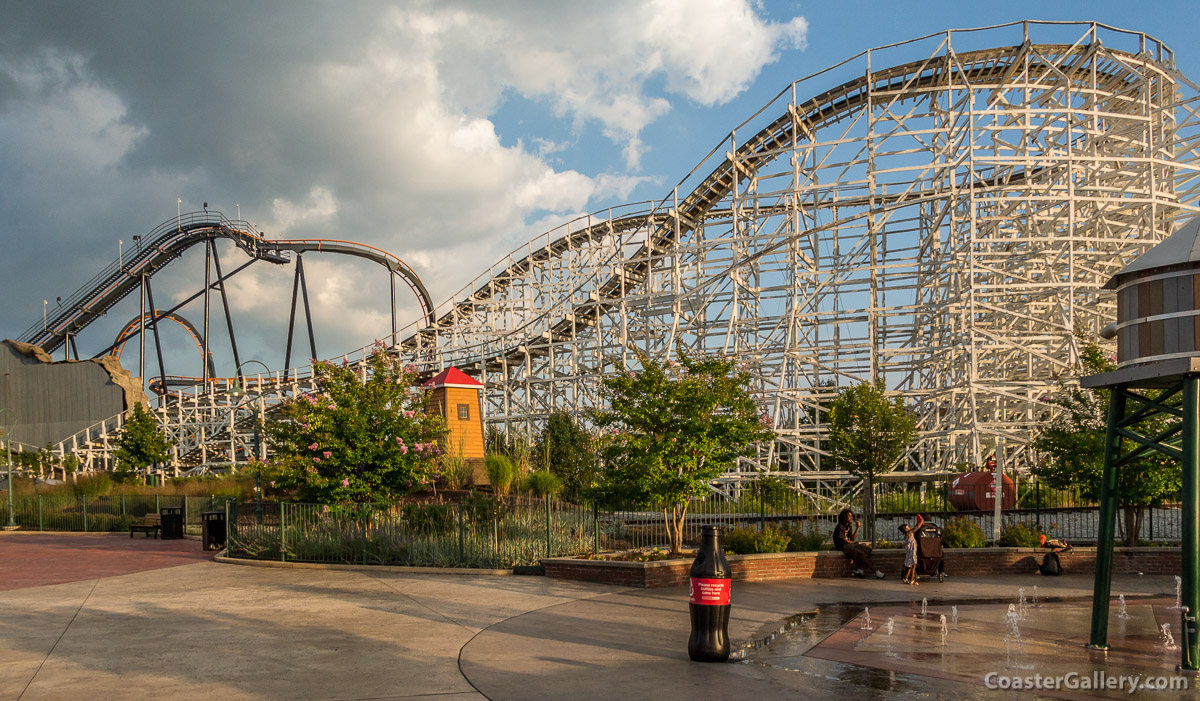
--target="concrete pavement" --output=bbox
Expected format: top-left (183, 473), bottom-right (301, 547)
top-left (0, 533), bottom-right (1186, 700)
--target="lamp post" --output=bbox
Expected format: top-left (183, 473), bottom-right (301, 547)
top-left (1, 408), bottom-right (15, 529)
top-left (231, 360), bottom-right (271, 525)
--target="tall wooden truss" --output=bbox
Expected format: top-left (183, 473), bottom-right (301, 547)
top-left (43, 22), bottom-right (1200, 481)
top-left (396, 22), bottom-right (1200, 479)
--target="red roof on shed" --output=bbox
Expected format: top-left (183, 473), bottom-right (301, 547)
top-left (422, 367), bottom-right (483, 389)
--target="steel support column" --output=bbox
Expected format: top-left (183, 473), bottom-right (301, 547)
top-left (1183, 376), bottom-right (1200, 670)
top-left (1089, 385), bottom-right (1126, 650)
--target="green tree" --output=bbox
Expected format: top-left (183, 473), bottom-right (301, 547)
top-left (535, 412), bottom-right (598, 500)
top-left (1033, 341), bottom-right (1180, 545)
top-left (113, 403), bottom-right (173, 482)
top-left (593, 352), bottom-right (775, 553)
top-left (263, 347), bottom-right (447, 503)
top-left (827, 379), bottom-right (917, 542)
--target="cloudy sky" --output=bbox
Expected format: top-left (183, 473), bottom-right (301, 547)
top-left (2, 1), bottom-right (1198, 382)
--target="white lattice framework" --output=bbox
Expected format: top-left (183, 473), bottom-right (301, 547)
top-left (394, 22), bottom-right (1200, 479)
top-left (45, 22), bottom-right (1200, 483)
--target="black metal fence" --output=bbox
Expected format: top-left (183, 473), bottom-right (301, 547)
top-left (3, 477), bottom-right (1178, 570)
top-left (0, 494), bottom-right (227, 532)
top-left (226, 496), bottom-right (603, 569)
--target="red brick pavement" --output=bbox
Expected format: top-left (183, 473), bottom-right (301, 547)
top-left (0, 533), bottom-right (213, 591)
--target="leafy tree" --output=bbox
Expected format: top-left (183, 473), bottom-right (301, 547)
top-left (535, 412), bottom-right (598, 500)
top-left (62, 452), bottom-right (80, 481)
top-left (113, 403), bottom-right (173, 483)
top-left (593, 352), bottom-right (775, 553)
top-left (1033, 341), bottom-right (1180, 545)
top-left (263, 347), bottom-right (446, 503)
top-left (827, 379), bottom-right (917, 542)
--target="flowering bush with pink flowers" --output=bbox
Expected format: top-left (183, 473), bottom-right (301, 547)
top-left (263, 347), bottom-right (446, 503)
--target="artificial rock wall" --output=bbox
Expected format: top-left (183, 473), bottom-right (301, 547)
top-left (0, 340), bottom-right (148, 449)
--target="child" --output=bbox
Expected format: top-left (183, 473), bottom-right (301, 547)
top-left (900, 523), bottom-right (918, 585)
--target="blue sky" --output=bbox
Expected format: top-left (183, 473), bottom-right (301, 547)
top-left (1, 1), bottom-right (1197, 380)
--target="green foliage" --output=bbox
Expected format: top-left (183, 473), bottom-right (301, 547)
top-left (827, 380), bottom-right (917, 540)
top-left (114, 403), bottom-right (174, 476)
top-left (402, 503), bottom-right (455, 535)
top-left (999, 520), bottom-right (1044, 548)
top-left (827, 380), bottom-right (917, 477)
top-left (111, 466), bottom-right (142, 485)
top-left (485, 454), bottom-right (515, 495)
top-left (782, 520), bottom-right (830, 551)
top-left (942, 516), bottom-right (987, 548)
top-left (263, 347), bottom-right (447, 503)
top-left (485, 425), bottom-right (507, 456)
top-left (1033, 337), bottom-right (1181, 544)
top-left (593, 350), bottom-right (775, 552)
top-left (535, 412), bottom-right (599, 499)
top-left (61, 453), bottom-right (79, 474)
top-left (230, 498), bottom-right (595, 568)
top-left (723, 526), bottom-right (791, 554)
top-left (440, 453), bottom-right (475, 490)
top-left (628, 547), bottom-right (672, 562)
top-left (72, 472), bottom-right (113, 497)
top-left (524, 470), bottom-right (561, 497)
top-left (459, 492), bottom-right (509, 524)
top-left (754, 475), bottom-right (797, 511)
top-left (875, 487), bottom-right (951, 515)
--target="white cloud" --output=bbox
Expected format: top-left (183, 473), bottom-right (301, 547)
top-left (644, 0), bottom-right (808, 105)
top-left (387, 0), bottom-right (809, 168)
top-left (270, 186), bottom-right (338, 234)
top-left (0, 1), bottom-right (808, 368)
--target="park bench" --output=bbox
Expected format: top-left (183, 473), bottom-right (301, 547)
top-left (129, 513), bottom-right (161, 538)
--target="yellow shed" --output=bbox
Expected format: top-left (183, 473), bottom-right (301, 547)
top-left (422, 367), bottom-right (485, 462)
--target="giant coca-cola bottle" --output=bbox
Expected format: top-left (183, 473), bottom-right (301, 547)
top-left (688, 524), bottom-right (731, 662)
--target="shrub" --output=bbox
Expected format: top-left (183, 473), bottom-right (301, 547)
top-left (943, 516), bottom-right (987, 548)
top-left (485, 454), bottom-right (515, 495)
top-left (441, 454), bottom-right (475, 490)
top-left (72, 473), bottom-right (113, 497)
top-left (460, 491), bottom-right (508, 525)
top-left (723, 526), bottom-right (790, 554)
top-left (783, 520), bottom-right (831, 551)
top-left (1000, 520), bottom-right (1043, 548)
top-left (524, 470), bottom-right (561, 497)
top-left (402, 503), bottom-right (455, 535)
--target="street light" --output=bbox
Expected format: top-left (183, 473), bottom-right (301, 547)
top-left (0, 408), bottom-right (15, 528)
top-left (230, 360), bottom-right (271, 524)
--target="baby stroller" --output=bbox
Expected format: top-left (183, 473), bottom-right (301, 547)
top-left (914, 522), bottom-right (946, 583)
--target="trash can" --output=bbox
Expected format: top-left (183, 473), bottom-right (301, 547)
top-left (159, 506), bottom-right (184, 540)
top-left (201, 511), bottom-right (227, 551)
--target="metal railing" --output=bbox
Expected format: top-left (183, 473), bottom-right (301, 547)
top-left (226, 496), bottom-right (602, 569)
top-left (0, 494), bottom-right (227, 532)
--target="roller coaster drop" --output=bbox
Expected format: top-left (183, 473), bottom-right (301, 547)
top-left (25, 22), bottom-right (1200, 486)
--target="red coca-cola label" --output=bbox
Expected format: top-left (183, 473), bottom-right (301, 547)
top-left (689, 577), bottom-right (731, 605)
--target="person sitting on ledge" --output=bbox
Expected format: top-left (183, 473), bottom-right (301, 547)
top-left (1039, 534), bottom-right (1073, 553)
top-left (833, 508), bottom-right (886, 580)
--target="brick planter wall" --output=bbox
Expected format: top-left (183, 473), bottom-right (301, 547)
top-left (541, 547), bottom-right (1181, 588)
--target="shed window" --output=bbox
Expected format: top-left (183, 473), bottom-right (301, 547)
top-left (457, 404), bottom-right (470, 421)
